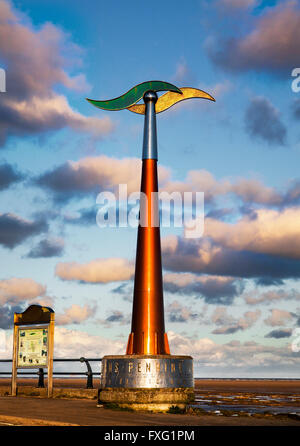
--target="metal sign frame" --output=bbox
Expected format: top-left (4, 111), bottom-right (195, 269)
top-left (11, 305), bottom-right (55, 398)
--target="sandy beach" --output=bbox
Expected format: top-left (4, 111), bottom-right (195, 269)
top-left (0, 378), bottom-right (299, 425)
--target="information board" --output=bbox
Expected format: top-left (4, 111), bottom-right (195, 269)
top-left (17, 326), bottom-right (48, 368)
top-left (11, 305), bottom-right (55, 397)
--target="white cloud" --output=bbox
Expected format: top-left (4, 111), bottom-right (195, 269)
top-left (53, 327), bottom-right (125, 358)
top-left (245, 289), bottom-right (300, 305)
top-left (56, 258), bottom-right (134, 283)
top-left (204, 208), bottom-right (300, 259)
top-left (56, 304), bottom-right (96, 325)
top-left (0, 278), bottom-right (46, 305)
top-left (264, 309), bottom-right (294, 327)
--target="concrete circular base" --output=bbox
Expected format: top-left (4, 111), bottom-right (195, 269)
top-left (101, 355), bottom-right (193, 388)
top-left (98, 387), bottom-right (194, 413)
top-left (99, 355), bottom-right (194, 412)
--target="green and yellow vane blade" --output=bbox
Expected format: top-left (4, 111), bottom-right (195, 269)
top-left (86, 80), bottom-right (182, 111)
top-left (128, 87), bottom-right (215, 115)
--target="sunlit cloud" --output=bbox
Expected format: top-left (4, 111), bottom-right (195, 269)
top-left (0, 0), bottom-right (114, 145)
top-left (264, 309), bottom-right (294, 327)
top-left (0, 277), bottom-right (46, 305)
top-left (55, 257), bottom-right (134, 283)
top-left (207, 1), bottom-right (300, 75)
top-left (56, 303), bottom-right (96, 325)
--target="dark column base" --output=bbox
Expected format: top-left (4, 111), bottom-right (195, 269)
top-left (99, 355), bottom-right (194, 412)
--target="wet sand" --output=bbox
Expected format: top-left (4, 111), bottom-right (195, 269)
top-left (1, 377), bottom-right (299, 394)
top-left (195, 379), bottom-right (300, 394)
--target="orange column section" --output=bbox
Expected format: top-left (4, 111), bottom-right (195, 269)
top-left (126, 159), bottom-right (170, 355)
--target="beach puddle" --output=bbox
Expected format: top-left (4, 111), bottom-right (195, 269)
top-left (192, 393), bottom-right (300, 417)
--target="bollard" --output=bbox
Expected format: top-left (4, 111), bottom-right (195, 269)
top-left (37, 368), bottom-right (45, 388)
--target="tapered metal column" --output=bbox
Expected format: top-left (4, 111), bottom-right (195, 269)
top-left (126, 91), bottom-right (170, 355)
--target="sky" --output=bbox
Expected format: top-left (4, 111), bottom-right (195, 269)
top-left (0, 0), bottom-right (300, 377)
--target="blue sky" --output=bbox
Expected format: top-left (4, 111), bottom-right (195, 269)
top-left (0, 0), bottom-right (300, 377)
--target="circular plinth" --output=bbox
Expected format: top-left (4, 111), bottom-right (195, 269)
top-left (100, 355), bottom-right (193, 389)
top-left (99, 355), bottom-right (194, 412)
top-left (98, 387), bottom-right (194, 412)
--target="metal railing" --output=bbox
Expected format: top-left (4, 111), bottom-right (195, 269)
top-left (0, 357), bottom-right (102, 389)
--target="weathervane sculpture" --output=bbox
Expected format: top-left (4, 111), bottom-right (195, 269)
top-left (87, 81), bottom-right (215, 411)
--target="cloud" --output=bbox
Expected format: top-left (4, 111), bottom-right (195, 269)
top-left (211, 307), bottom-right (260, 334)
top-left (96, 310), bottom-right (131, 327)
top-left (207, 1), bottom-right (300, 75)
top-left (0, 94), bottom-right (114, 141)
top-left (0, 212), bottom-right (48, 248)
top-left (63, 208), bottom-right (97, 226)
top-left (0, 277), bottom-right (46, 305)
top-left (55, 258), bottom-right (134, 283)
top-left (206, 208), bottom-right (233, 220)
top-left (35, 153), bottom-right (286, 207)
top-left (244, 97), bottom-right (287, 146)
top-left (245, 289), bottom-right (300, 305)
top-left (292, 98), bottom-right (300, 120)
top-left (162, 168), bottom-right (281, 206)
top-left (204, 208), bottom-right (300, 259)
top-left (35, 155), bottom-right (171, 202)
top-left (168, 331), bottom-right (300, 376)
top-left (111, 282), bottom-right (133, 303)
top-left (1, 325), bottom-right (298, 376)
top-left (53, 327), bottom-right (125, 358)
top-left (34, 152), bottom-right (286, 207)
top-left (161, 169), bottom-right (230, 202)
top-left (56, 303), bottom-right (96, 325)
top-left (0, 163), bottom-right (24, 190)
top-left (36, 156), bottom-right (144, 202)
top-left (230, 177), bottom-right (281, 205)
top-left (172, 60), bottom-right (196, 85)
top-left (162, 235), bottom-right (300, 281)
top-left (26, 236), bottom-right (64, 258)
top-left (254, 277), bottom-right (284, 287)
top-left (166, 300), bottom-right (199, 323)
top-left (218, 0), bottom-right (258, 10)
top-left (0, 304), bottom-right (23, 329)
top-left (164, 272), bottom-right (243, 305)
top-left (209, 80), bottom-right (232, 99)
top-left (282, 180), bottom-right (300, 206)
top-left (0, 0), bottom-right (114, 145)
top-left (0, 326), bottom-right (125, 360)
top-left (106, 311), bottom-right (125, 323)
top-left (265, 328), bottom-right (292, 339)
top-left (264, 309), bottom-right (294, 327)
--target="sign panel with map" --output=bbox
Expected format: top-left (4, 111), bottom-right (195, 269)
top-left (17, 326), bottom-right (48, 368)
top-left (12, 305), bottom-right (55, 397)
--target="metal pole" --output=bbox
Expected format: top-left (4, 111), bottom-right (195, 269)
top-left (126, 91), bottom-right (170, 355)
top-left (80, 357), bottom-right (93, 389)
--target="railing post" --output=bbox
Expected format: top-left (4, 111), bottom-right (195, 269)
top-left (37, 368), bottom-right (45, 388)
top-left (80, 357), bottom-right (93, 389)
